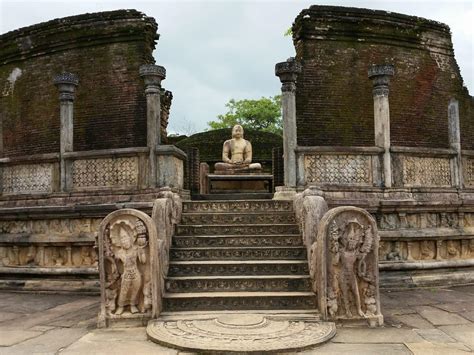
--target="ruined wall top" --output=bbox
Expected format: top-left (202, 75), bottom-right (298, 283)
top-left (291, 5), bottom-right (473, 149)
top-left (0, 10), bottom-right (163, 157)
top-left (0, 10), bottom-right (158, 64)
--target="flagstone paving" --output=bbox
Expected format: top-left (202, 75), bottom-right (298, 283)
top-left (0, 286), bottom-right (473, 354)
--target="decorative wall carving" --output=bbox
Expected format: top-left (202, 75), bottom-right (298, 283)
top-left (304, 154), bottom-right (371, 185)
top-left (98, 209), bottom-right (157, 327)
top-left (182, 200), bottom-right (292, 213)
top-left (464, 158), bottom-right (474, 188)
top-left (402, 156), bottom-right (451, 187)
top-left (314, 206), bottom-right (383, 326)
top-left (72, 157), bottom-right (138, 188)
top-left (173, 235), bottom-right (302, 248)
top-left (1, 163), bottom-right (53, 194)
top-left (0, 245), bottom-right (97, 267)
top-left (177, 225), bottom-right (299, 236)
top-left (171, 248), bottom-right (306, 261)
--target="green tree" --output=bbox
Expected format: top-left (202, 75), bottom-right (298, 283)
top-left (208, 96), bottom-right (282, 135)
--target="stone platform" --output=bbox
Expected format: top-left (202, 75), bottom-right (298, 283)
top-left (147, 311), bottom-right (336, 353)
top-left (208, 174), bottom-right (273, 193)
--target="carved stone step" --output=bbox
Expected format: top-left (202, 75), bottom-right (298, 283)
top-left (165, 275), bottom-right (312, 293)
top-left (182, 200), bottom-right (293, 213)
top-left (168, 260), bottom-right (309, 276)
top-left (172, 235), bottom-right (303, 248)
top-left (181, 212), bottom-right (296, 225)
top-left (163, 291), bottom-right (317, 311)
top-left (170, 247), bottom-right (307, 261)
top-left (177, 224), bottom-right (299, 236)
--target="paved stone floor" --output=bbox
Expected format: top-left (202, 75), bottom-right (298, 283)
top-left (0, 286), bottom-right (473, 354)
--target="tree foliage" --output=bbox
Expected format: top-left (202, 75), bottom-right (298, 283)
top-left (208, 96), bottom-right (282, 135)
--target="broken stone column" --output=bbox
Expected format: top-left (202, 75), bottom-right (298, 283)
top-left (140, 64), bottom-right (166, 188)
top-left (54, 72), bottom-right (78, 191)
top-left (448, 98), bottom-right (462, 187)
top-left (275, 58), bottom-right (301, 189)
top-left (368, 65), bottom-right (394, 188)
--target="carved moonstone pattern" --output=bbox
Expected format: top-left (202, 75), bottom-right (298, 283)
top-left (305, 154), bottom-right (371, 185)
top-left (98, 209), bottom-right (158, 328)
top-left (72, 157), bottom-right (138, 188)
top-left (402, 156), bottom-right (451, 187)
top-left (314, 206), bottom-right (383, 327)
top-left (147, 314), bottom-right (335, 353)
top-left (2, 163), bottom-right (53, 194)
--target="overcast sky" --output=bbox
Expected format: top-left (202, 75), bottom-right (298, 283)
top-left (1, 0), bottom-right (473, 135)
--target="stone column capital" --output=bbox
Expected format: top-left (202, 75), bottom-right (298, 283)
top-left (54, 72), bottom-right (79, 101)
top-left (275, 57), bottom-right (302, 92)
top-left (140, 64), bottom-right (166, 94)
top-left (368, 64), bottom-right (394, 97)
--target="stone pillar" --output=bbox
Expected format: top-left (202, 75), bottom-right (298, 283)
top-left (368, 65), bottom-right (394, 188)
top-left (54, 72), bottom-right (78, 191)
top-left (139, 64), bottom-right (166, 188)
top-left (448, 98), bottom-right (462, 187)
top-left (275, 58), bottom-right (301, 188)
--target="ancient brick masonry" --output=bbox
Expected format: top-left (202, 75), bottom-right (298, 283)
top-left (0, 10), bottom-right (164, 156)
top-left (292, 5), bottom-right (473, 149)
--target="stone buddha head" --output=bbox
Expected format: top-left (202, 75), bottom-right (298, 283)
top-left (232, 125), bottom-right (244, 139)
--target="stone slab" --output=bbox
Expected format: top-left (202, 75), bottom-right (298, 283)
top-left (0, 311), bottom-right (23, 323)
top-left (332, 328), bottom-right (424, 343)
top-left (416, 306), bottom-right (470, 326)
top-left (460, 310), bottom-right (474, 322)
top-left (434, 302), bottom-right (474, 313)
top-left (1, 297), bottom-right (99, 329)
top-left (405, 341), bottom-right (472, 354)
top-left (415, 328), bottom-right (457, 343)
top-left (62, 328), bottom-right (178, 355)
top-left (394, 314), bottom-right (435, 329)
top-left (0, 293), bottom-right (80, 314)
top-left (297, 343), bottom-right (411, 354)
top-left (4, 327), bottom-right (88, 354)
top-left (0, 330), bottom-right (42, 346)
top-left (438, 324), bottom-right (474, 350)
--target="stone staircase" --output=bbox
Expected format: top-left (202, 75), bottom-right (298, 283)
top-left (163, 200), bottom-right (318, 312)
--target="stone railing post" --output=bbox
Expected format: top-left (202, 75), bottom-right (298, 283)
top-left (448, 98), bottom-right (462, 187)
top-left (54, 72), bottom-right (78, 191)
top-left (140, 64), bottom-right (166, 188)
top-left (275, 58), bottom-right (301, 189)
top-left (368, 65), bottom-right (394, 188)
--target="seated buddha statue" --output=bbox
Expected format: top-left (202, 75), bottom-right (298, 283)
top-left (214, 125), bottom-right (262, 173)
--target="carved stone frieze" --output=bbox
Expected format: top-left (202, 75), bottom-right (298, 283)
top-left (0, 218), bottom-right (101, 235)
top-left (304, 154), bottom-right (372, 185)
top-left (173, 235), bottom-right (302, 248)
top-left (168, 262), bottom-right (309, 277)
top-left (181, 213), bottom-right (296, 225)
top-left (170, 248), bottom-right (306, 261)
top-left (376, 212), bottom-right (464, 230)
top-left (314, 206), bottom-right (383, 326)
top-left (182, 200), bottom-right (293, 213)
top-left (2, 163), bottom-right (53, 194)
top-left (177, 224), bottom-right (299, 236)
top-left (401, 156), bottom-right (451, 187)
top-left (72, 157), bottom-right (138, 188)
top-left (164, 295), bottom-right (317, 312)
top-left (0, 245), bottom-right (97, 267)
top-left (98, 209), bottom-right (158, 327)
top-left (166, 277), bottom-right (311, 293)
top-left (402, 238), bottom-right (474, 261)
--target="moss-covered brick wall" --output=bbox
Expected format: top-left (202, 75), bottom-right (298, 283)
top-left (0, 10), bottom-right (158, 157)
top-left (292, 5), bottom-right (473, 149)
